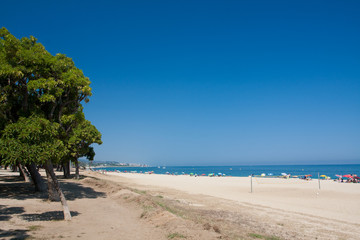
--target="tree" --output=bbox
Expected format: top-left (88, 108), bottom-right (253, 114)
top-left (0, 28), bottom-right (101, 220)
top-left (0, 27), bottom-right (92, 133)
top-left (0, 116), bottom-right (71, 220)
top-left (66, 118), bottom-right (102, 179)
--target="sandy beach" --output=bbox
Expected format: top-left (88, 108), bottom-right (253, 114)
top-left (105, 171), bottom-right (360, 223)
top-left (1, 169), bottom-right (360, 240)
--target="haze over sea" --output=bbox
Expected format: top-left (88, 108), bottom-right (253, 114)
top-left (97, 164), bottom-right (360, 179)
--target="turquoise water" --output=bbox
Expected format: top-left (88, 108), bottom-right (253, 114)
top-left (95, 164), bottom-right (360, 178)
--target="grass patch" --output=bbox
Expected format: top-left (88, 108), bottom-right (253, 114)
top-left (167, 232), bottom-right (186, 239)
top-left (28, 225), bottom-right (42, 231)
top-left (156, 195), bottom-right (164, 198)
top-left (142, 205), bottom-right (154, 211)
top-left (249, 233), bottom-right (263, 239)
top-left (132, 188), bottom-right (146, 195)
top-left (155, 201), bottom-right (183, 217)
top-left (140, 205), bottom-right (155, 218)
top-left (248, 233), bottom-right (281, 240)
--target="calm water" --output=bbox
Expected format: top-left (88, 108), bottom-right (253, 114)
top-left (95, 164), bottom-right (360, 178)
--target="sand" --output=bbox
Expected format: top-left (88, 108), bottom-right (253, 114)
top-left (105, 172), bottom-right (360, 223)
top-left (1, 169), bottom-right (360, 240)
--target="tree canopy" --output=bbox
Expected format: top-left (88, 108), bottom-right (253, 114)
top-left (0, 27), bottom-right (91, 129)
top-left (0, 27), bottom-right (101, 167)
top-left (0, 115), bottom-right (67, 165)
top-left (0, 27), bottom-right (102, 220)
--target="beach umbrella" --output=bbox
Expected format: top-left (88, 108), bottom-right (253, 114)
top-left (281, 173), bottom-right (287, 176)
top-left (320, 175), bottom-right (327, 178)
top-left (335, 174), bottom-right (342, 178)
top-left (343, 175), bottom-right (353, 178)
top-left (201, 174), bottom-right (206, 176)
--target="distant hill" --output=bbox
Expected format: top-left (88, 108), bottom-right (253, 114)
top-left (78, 159), bottom-right (148, 167)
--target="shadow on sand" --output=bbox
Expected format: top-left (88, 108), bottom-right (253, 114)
top-left (0, 205), bottom-right (25, 221)
top-left (0, 176), bottom-right (47, 200)
top-left (59, 179), bottom-right (106, 200)
top-left (0, 175), bottom-right (106, 201)
top-left (21, 211), bottom-right (80, 221)
top-left (0, 205), bottom-right (30, 239)
top-left (0, 229), bottom-right (30, 240)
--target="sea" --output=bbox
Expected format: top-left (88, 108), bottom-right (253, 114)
top-left (95, 164), bottom-right (360, 178)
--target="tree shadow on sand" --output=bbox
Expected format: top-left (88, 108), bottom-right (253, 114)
top-left (58, 179), bottom-right (106, 200)
top-left (0, 229), bottom-right (30, 240)
top-left (21, 211), bottom-right (79, 221)
top-left (0, 175), bottom-right (24, 182)
top-left (0, 175), bottom-right (106, 201)
top-left (0, 205), bottom-right (25, 221)
top-left (0, 176), bottom-right (47, 200)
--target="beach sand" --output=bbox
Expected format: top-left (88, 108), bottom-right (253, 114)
top-left (1, 169), bottom-right (359, 240)
top-left (105, 171), bottom-right (360, 223)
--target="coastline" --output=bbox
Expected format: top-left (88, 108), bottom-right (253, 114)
top-left (92, 164), bottom-right (360, 180)
top-left (95, 170), bottom-right (360, 223)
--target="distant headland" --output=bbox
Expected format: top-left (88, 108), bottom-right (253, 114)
top-left (79, 159), bottom-right (148, 168)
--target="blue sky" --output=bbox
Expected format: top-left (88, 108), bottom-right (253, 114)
top-left (2, 0), bottom-right (359, 165)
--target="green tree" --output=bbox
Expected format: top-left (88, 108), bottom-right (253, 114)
top-left (68, 119), bottom-right (102, 179)
top-left (0, 116), bottom-right (71, 220)
top-left (59, 109), bottom-right (102, 179)
top-left (0, 26), bottom-right (92, 130)
top-left (0, 27), bottom-right (101, 220)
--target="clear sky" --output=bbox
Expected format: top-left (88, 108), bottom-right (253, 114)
top-left (2, 0), bottom-right (359, 165)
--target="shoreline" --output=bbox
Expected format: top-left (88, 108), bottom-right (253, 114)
top-left (91, 167), bottom-right (359, 181)
top-left (90, 170), bottom-right (360, 224)
top-left (91, 164), bottom-right (360, 181)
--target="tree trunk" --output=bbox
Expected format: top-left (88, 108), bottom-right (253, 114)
top-left (26, 163), bottom-right (46, 192)
top-left (75, 159), bottom-right (80, 180)
top-left (44, 160), bottom-right (71, 221)
top-left (12, 164), bottom-right (18, 172)
top-left (18, 163), bottom-right (31, 183)
top-left (46, 170), bottom-right (60, 201)
top-left (63, 162), bottom-right (71, 178)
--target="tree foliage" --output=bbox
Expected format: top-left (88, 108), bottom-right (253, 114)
top-left (0, 28), bottom-right (102, 220)
top-left (0, 115), bottom-right (67, 166)
top-left (0, 27), bottom-right (101, 166)
top-left (0, 27), bottom-right (92, 131)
